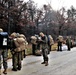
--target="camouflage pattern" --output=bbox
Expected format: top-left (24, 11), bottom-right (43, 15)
top-left (0, 49), bottom-right (8, 69)
top-left (9, 33), bottom-right (21, 70)
top-left (12, 52), bottom-right (21, 70)
top-left (66, 36), bottom-right (71, 51)
top-left (0, 28), bottom-right (8, 74)
top-left (40, 32), bottom-right (49, 65)
top-left (9, 33), bottom-right (17, 70)
top-left (57, 35), bottom-right (63, 51)
top-left (11, 33), bottom-right (27, 70)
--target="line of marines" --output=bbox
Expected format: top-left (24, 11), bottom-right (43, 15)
top-left (0, 28), bottom-right (72, 75)
top-left (30, 33), bottom-right (72, 66)
top-left (0, 29), bottom-right (49, 75)
top-left (0, 28), bottom-right (28, 75)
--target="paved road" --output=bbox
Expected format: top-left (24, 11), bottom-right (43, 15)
top-left (2, 47), bottom-right (76, 75)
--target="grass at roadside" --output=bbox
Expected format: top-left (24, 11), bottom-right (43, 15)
top-left (8, 43), bottom-right (58, 58)
top-left (51, 43), bottom-right (58, 51)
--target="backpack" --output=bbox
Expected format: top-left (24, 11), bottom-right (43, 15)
top-left (47, 35), bottom-right (54, 45)
top-left (0, 32), bottom-right (8, 49)
top-left (14, 37), bottom-right (25, 52)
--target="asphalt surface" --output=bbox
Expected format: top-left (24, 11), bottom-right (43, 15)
top-left (1, 47), bottom-right (76, 75)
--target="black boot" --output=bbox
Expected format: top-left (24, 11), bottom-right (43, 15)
top-left (12, 68), bottom-right (17, 71)
top-left (41, 62), bottom-right (45, 64)
top-left (45, 61), bottom-right (48, 66)
top-left (17, 67), bottom-right (21, 70)
top-left (3, 69), bottom-right (7, 74)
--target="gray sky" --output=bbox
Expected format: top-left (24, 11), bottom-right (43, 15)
top-left (24, 0), bottom-right (76, 10)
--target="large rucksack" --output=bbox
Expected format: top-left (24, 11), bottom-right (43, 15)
top-left (14, 37), bottom-right (26, 52)
top-left (30, 36), bottom-right (37, 44)
top-left (47, 35), bottom-right (54, 45)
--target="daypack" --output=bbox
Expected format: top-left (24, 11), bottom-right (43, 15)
top-left (0, 32), bottom-right (8, 49)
